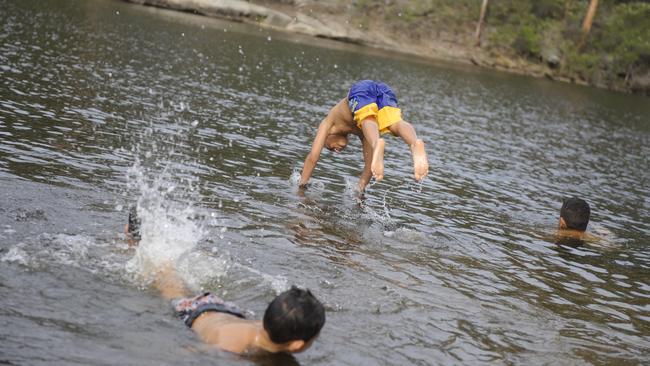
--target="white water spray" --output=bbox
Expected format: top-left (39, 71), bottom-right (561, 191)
top-left (124, 156), bottom-right (215, 287)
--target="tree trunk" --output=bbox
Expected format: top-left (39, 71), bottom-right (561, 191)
top-left (579, 0), bottom-right (599, 50)
top-left (475, 0), bottom-right (489, 47)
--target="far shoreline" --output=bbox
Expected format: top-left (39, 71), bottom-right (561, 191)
top-left (121, 0), bottom-right (648, 96)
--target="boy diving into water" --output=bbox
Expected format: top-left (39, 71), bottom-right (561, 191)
top-left (125, 211), bottom-right (326, 355)
top-left (299, 80), bottom-right (429, 192)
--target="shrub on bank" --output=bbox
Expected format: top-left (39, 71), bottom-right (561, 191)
top-left (347, 0), bottom-right (649, 93)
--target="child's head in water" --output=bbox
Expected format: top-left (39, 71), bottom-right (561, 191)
top-left (264, 286), bottom-right (326, 352)
top-left (559, 197), bottom-right (590, 232)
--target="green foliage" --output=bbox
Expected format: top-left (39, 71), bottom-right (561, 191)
top-left (349, 0), bottom-right (649, 90)
top-left (562, 2), bottom-right (650, 83)
top-left (488, 1), bottom-right (531, 25)
top-left (488, 24), bottom-right (518, 47)
top-left (599, 3), bottom-right (650, 69)
top-left (531, 0), bottom-right (565, 19)
top-left (513, 24), bottom-right (542, 59)
top-left (562, 46), bottom-right (601, 79)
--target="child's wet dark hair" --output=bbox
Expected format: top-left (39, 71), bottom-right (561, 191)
top-left (263, 286), bottom-right (325, 344)
top-left (127, 206), bottom-right (141, 240)
top-left (560, 197), bottom-right (590, 231)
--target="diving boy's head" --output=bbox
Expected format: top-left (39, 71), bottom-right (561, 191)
top-left (263, 286), bottom-right (325, 353)
top-left (325, 134), bottom-right (348, 153)
top-left (559, 197), bottom-right (590, 232)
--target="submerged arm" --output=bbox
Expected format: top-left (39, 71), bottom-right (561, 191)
top-left (299, 117), bottom-right (333, 187)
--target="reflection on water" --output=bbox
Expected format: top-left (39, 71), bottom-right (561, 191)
top-left (1, 0), bottom-right (649, 365)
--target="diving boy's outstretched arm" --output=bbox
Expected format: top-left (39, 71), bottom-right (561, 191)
top-left (299, 117), bottom-right (333, 187)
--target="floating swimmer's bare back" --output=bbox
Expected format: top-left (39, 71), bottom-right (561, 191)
top-left (191, 312), bottom-right (260, 354)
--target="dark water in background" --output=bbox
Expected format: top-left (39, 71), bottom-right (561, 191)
top-left (1, 0), bottom-right (649, 365)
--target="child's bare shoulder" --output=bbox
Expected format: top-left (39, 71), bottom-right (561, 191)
top-left (328, 98), bottom-right (353, 123)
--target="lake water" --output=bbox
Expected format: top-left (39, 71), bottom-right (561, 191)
top-left (1, 0), bottom-right (649, 365)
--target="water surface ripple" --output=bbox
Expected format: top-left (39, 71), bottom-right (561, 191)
top-left (1, 0), bottom-right (649, 365)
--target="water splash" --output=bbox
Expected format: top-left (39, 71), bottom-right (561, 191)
top-left (176, 250), bottom-right (231, 292)
top-left (344, 177), bottom-right (359, 197)
top-left (124, 158), bottom-right (207, 283)
top-left (289, 168), bottom-right (324, 190)
top-left (358, 184), bottom-right (396, 228)
top-left (120, 112), bottom-right (290, 293)
top-left (1, 233), bottom-right (124, 275)
top-left (233, 262), bottom-right (289, 295)
top-left (289, 169), bottom-right (301, 186)
top-left (1, 246), bottom-right (29, 266)
top-left (384, 227), bottom-right (426, 242)
top-left (122, 107), bottom-right (210, 282)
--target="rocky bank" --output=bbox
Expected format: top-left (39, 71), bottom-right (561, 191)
top-left (123, 0), bottom-right (649, 94)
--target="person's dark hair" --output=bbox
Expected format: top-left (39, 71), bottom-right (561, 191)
top-left (560, 197), bottom-right (590, 231)
top-left (128, 206), bottom-right (141, 240)
top-left (263, 286), bottom-right (325, 344)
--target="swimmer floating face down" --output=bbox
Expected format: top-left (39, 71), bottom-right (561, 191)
top-left (125, 207), bottom-right (326, 355)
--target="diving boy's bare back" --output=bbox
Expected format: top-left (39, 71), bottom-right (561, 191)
top-left (299, 80), bottom-right (429, 192)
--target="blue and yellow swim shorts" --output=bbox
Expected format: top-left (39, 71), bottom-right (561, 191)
top-left (348, 80), bottom-right (402, 135)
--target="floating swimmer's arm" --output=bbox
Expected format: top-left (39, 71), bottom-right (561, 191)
top-left (299, 117), bottom-right (333, 187)
top-left (358, 136), bottom-right (373, 192)
top-left (152, 263), bottom-right (188, 300)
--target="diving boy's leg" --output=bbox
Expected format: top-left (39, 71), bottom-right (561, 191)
top-left (388, 121), bottom-right (429, 181)
top-left (372, 139), bottom-right (385, 181)
top-left (358, 136), bottom-right (374, 192)
top-left (361, 118), bottom-right (384, 181)
top-left (411, 140), bottom-right (428, 181)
